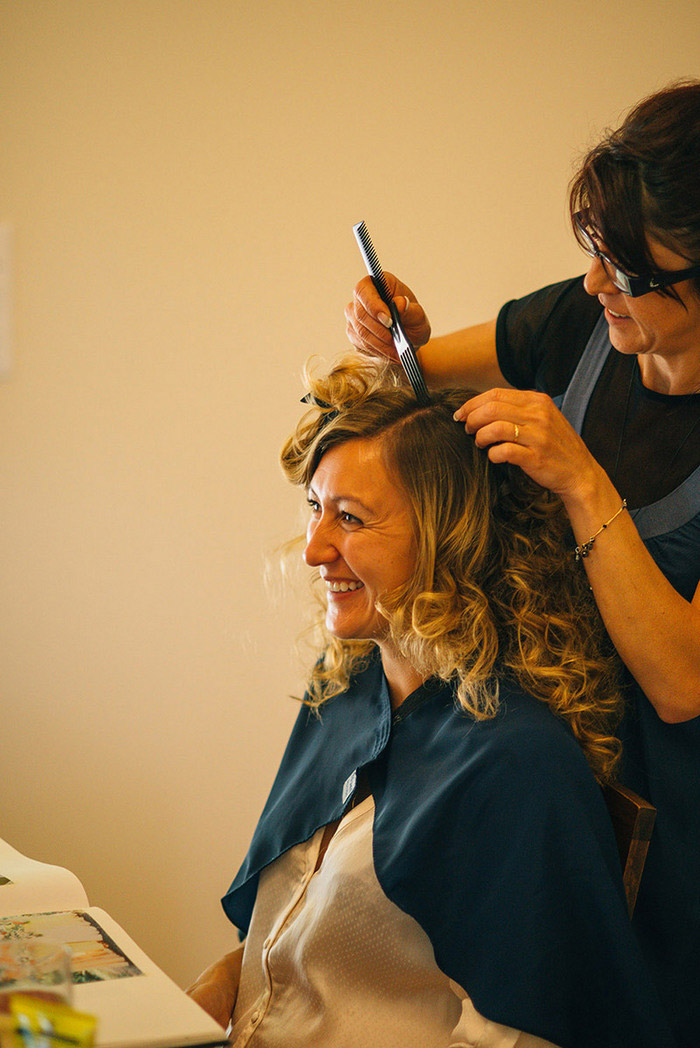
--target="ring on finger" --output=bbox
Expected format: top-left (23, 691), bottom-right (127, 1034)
top-left (513, 423), bottom-right (520, 440)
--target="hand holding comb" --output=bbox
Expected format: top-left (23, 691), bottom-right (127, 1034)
top-left (352, 221), bottom-right (430, 405)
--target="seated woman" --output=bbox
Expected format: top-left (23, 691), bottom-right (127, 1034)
top-left (188, 356), bottom-right (675, 1048)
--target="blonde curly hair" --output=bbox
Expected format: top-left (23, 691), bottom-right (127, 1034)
top-left (280, 354), bottom-right (622, 781)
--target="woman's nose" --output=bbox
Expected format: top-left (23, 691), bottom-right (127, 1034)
top-left (583, 255), bottom-right (618, 297)
top-left (304, 518), bottom-right (339, 567)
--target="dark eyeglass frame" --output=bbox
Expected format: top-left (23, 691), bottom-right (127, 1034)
top-left (574, 212), bottom-right (700, 297)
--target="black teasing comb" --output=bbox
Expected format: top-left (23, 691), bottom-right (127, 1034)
top-left (352, 221), bottom-right (430, 405)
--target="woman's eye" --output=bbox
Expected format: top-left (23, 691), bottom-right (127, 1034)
top-left (340, 512), bottom-right (362, 525)
top-left (307, 498), bottom-right (320, 513)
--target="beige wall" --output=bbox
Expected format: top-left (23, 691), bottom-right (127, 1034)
top-left (1, 0), bottom-right (698, 987)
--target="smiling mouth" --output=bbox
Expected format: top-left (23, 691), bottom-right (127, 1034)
top-left (606, 307), bottom-right (628, 319)
top-left (325, 580), bottom-right (364, 592)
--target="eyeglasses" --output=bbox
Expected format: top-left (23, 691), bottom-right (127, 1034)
top-left (574, 212), bottom-right (700, 297)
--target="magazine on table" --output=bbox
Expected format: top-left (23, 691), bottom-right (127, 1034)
top-left (0, 836), bottom-right (228, 1048)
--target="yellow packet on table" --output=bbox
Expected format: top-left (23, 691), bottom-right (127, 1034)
top-left (7, 994), bottom-right (97, 1047)
top-left (0, 1014), bottom-right (19, 1048)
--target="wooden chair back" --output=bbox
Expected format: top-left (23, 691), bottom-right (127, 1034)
top-left (601, 782), bottom-right (656, 917)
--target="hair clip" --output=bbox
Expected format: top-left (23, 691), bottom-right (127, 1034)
top-left (300, 392), bottom-right (340, 426)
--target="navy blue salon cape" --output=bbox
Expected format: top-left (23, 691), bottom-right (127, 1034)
top-left (222, 654), bottom-right (676, 1048)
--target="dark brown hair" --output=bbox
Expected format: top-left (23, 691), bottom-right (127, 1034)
top-left (569, 80), bottom-right (700, 301)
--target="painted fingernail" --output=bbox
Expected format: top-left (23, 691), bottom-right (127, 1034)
top-left (378, 312), bottom-right (392, 328)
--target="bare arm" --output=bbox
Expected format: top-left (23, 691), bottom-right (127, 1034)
top-left (562, 458), bottom-right (700, 724)
top-left (345, 274), bottom-right (510, 392)
top-left (457, 388), bottom-right (700, 722)
top-left (419, 320), bottom-right (508, 392)
top-left (186, 945), bottom-right (244, 1031)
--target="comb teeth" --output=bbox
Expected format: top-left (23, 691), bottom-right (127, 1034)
top-left (353, 221), bottom-right (392, 303)
top-left (399, 348), bottom-right (430, 403)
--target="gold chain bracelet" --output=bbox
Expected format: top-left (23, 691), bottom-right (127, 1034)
top-left (574, 500), bottom-right (627, 562)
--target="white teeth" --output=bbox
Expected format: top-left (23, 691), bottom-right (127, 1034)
top-left (326, 580), bottom-right (364, 592)
top-left (609, 309), bottom-right (626, 318)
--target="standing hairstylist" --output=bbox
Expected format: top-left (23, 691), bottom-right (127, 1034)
top-left (345, 80), bottom-right (700, 1048)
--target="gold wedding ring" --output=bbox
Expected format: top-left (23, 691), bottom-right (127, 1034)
top-left (513, 423), bottom-right (520, 440)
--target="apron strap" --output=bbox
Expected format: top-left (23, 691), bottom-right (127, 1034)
top-left (556, 310), bottom-right (700, 538)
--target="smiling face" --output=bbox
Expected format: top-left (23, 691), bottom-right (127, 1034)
top-left (583, 234), bottom-right (700, 390)
top-left (303, 436), bottom-right (417, 648)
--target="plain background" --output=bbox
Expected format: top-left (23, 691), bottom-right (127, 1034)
top-left (1, 0), bottom-right (698, 988)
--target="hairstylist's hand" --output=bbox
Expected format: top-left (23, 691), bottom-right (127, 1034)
top-left (186, 946), bottom-right (244, 1031)
top-left (345, 272), bottom-right (431, 358)
top-left (454, 388), bottom-right (601, 508)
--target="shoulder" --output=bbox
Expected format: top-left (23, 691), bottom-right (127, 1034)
top-left (469, 683), bottom-right (595, 790)
top-left (499, 274), bottom-right (589, 321)
top-left (393, 679), bottom-right (597, 802)
top-left (484, 683), bottom-right (598, 796)
top-left (496, 275), bottom-right (602, 394)
top-left (486, 680), bottom-right (580, 750)
top-left (435, 685), bottom-right (614, 863)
